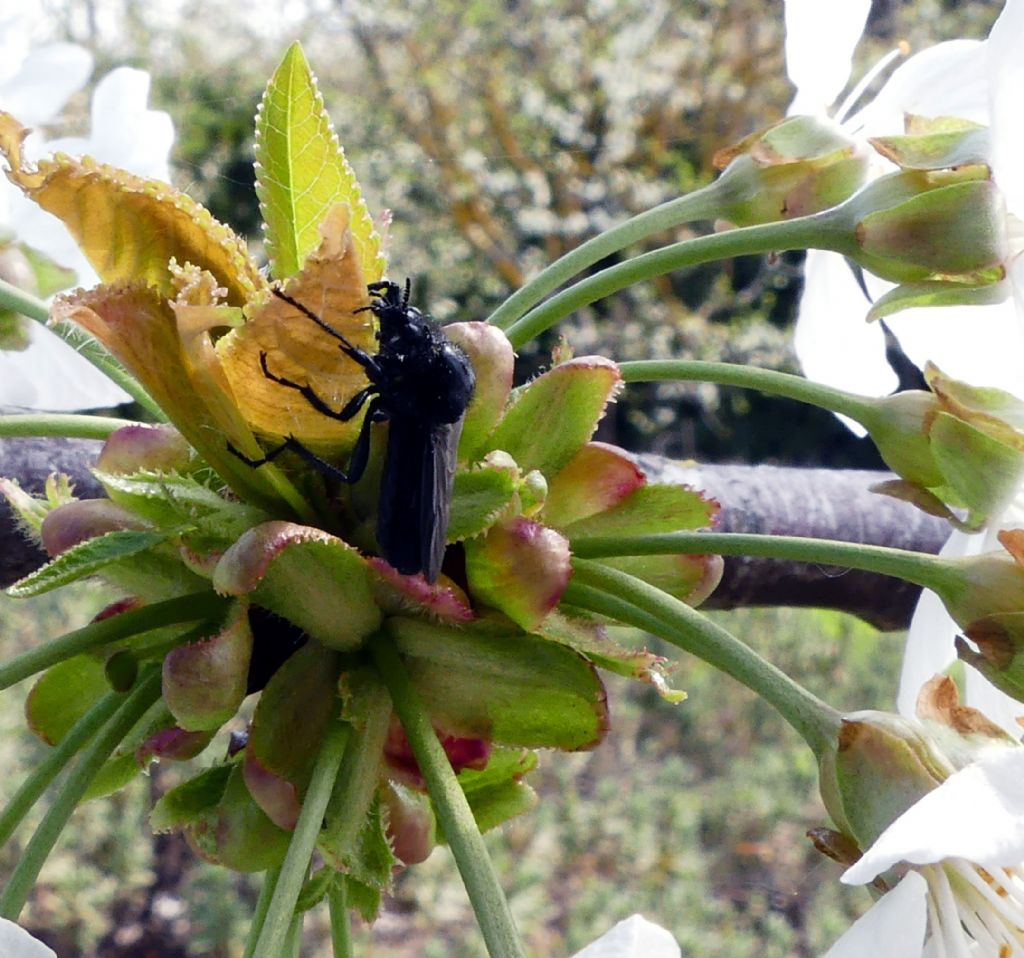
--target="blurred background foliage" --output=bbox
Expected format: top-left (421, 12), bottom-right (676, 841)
top-left (45, 0), bottom-right (999, 468)
top-left (2, 0), bottom-right (1006, 955)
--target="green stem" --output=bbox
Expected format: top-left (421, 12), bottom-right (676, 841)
top-left (243, 866), bottom-right (282, 958)
top-left (0, 278), bottom-right (163, 419)
top-left (251, 718), bottom-right (350, 958)
top-left (370, 631), bottom-right (527, 958)
top-left (567, 560), bottom-right (840, 756)
top-left (0, 667), bottom-right (162, 918)
top-left (0, 413), bottom-right (138, 440)
top-left (0, 278), bottom-right (49, 323)
top-left (0, 591), bottom-right (228, 691)
top-left (322, 679), bottom-right (392, 859)
top-left (569, 531), bottom-right (961, 595)
top-left (0, 690), bottom-right (123, 846)
top-left (618, 360), bottom-right (877, 424)
top-left (328, 882), bottom-right (355, 958)
top-left (503, 211), bottom-right (848, 349)
top-left (486, 184), bottom-right (724, 330)
top-left (284, 912), bottom-right (304, 958)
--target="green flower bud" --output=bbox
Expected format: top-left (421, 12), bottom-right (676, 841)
top-left (859, 367), bottom-right (1024, 529)
top-left (713, 116), bottom-right (871, 226)
top-left (822, 711), bottom-right (949, 850)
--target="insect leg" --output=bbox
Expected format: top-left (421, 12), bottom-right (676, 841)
top-left (259, 352), bottom-right (378, 423)
top-left (272, 288), bottom-right (381, 378)
top-left (229, 435), bottom-right (358, 483)
top-left (343, 397), bottom-right (387, 485)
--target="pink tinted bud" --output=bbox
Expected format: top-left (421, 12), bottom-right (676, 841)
top-left (40, 499), bottom-right (150, 556)
top-left (96, 423), bottom-right (192, 474)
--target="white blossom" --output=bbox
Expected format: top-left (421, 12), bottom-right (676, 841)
top-left (0, 19), bottom-right (174, 410)
top-left (569, 915), bottom-right (680, 958)
top-left (828, 748), bottom-right (1024, 956)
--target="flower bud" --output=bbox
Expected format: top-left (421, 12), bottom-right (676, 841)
top-left (96, 423), bottom-right (193, 474)
top-left (859, 367), bottom-right (1024, 529)
top-left (831, 153), bottom-right (1010, 318)
top-left (713, 116), bottom-right (871, 226)
top-left (39, 499), bottom-right (150, 556)
top-left (820, 711), bottom-right (949, 850)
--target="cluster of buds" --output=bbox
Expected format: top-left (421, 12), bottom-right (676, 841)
top-left (0, 47), bottom-right (720, 908)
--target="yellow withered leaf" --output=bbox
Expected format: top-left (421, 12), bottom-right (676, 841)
top-left (53, 282), bottom-right (281, 511)
top-left (0, 111), bottom-right (263, 304)
top-left (217, 204), bottom-right (378, 448)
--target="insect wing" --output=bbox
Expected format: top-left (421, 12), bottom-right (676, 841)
top-left (423, 417), bottom-right (462, 581)
top-left (377, 416), bottom-right (460, 581)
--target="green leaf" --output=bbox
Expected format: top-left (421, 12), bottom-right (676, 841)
top-left (186, 765), bottom-right (290, 871)
top-left (296, 867), bottom-right (337, 913)
top-left (82, 751), bottom-right (142, 801)
top-left (344, 794), bottom-right (398, 908)
top-left (389, 616), bottom-right (609, 750)
top-left (448, 457), bottom-right (519, 541)
top-left (255, 42), bottom-right (384, 281)
top-left (151, 764), bottom-right (233, 831)
top-left (563, 484), bottom-right (717, 538)
top-left (343, 875), bottom-right (383, 925)
top-left (96, 469), bottom-right (268, 543)
top-left (163, 602), bottom-right (254, 732)
top-left (456, 747), bottom-right (537, 834)
top-left (244, 642), bottom-right (341, 829)
top-left (213, 522), bottom-right (382, 650)
top-left (485, 357), bottom-right (621, 477)
top-left (27, 655), bottom-right (110, 745)
top-left (7, 529), bottom-right (176, 597)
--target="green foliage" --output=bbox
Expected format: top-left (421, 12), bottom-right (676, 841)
top-left (1, 592), bottom-right (896, 955)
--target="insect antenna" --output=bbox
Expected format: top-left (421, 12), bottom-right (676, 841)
top-left (272, 288), bottom-right (360, 352)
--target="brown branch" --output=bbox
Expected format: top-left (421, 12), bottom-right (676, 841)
top-left (641, 458), bottom-right (950, 631)
top-left (0, 437), bottom-right (950, 630)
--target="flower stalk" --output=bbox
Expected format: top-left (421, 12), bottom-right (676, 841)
top-left (0, 690), bottom-right (124, 846)
top-left (0, 666), bottom-right (162, 919)
top-left (250, 717), bottom-right (351, 958)
top-left (502, 212), bottom-right (847, 349)
top-left (571, 531), bottom-right (953, 590)
top-left (618, 359), bottom-right (878, 422)
top-left (328, 883), bottom-right (355, 958)
top-left (243, 866), bottom-right (282, 958)
top-left (486, 184), bottom-right (725, 331)
top-left (369, 631), bottom-right (528, 958)
top-left (0, 414), bottom-right (136, 441)
top-left (566, 560), bottom-right (841, 757)
top-left (0, 591), bottom-right (229, 691)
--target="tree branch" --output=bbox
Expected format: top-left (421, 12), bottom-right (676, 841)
top-left (0, 437), bottom-right (950, 630)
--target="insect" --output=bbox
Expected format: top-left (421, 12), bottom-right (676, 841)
top-left (235, 280), bottom-right (476, 583)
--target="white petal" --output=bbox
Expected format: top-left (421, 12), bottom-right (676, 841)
top-left (784, 0), bottom-right (870, 115)
top-left (823, 872), bottom-right (928, 958)
top-left (897, 573), bottom-right (961, 721)
top-left (0, 43), bottom-right (93, 126)
top-left (988, 0), bottom-right (1024, 216)
top-left (883, 297), bottom-right (1024, 403)
top-left (0, 918), bottom-right (57, 958)
top-left (87, 68), bottom-right (174, 181)
top-left (569, 915), bottom-right (680, 958)
top-left (794, 250), bottom-right (896, 431)
top-left (843, 747), bottom-right (1024, 884)
top-left (850, 40), bottom-right (988, 138)
top-left (0, 323), bottom-right (129, 410)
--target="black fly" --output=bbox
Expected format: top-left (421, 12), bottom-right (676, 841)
top-left (235, 280), bottom-right (475, 582)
